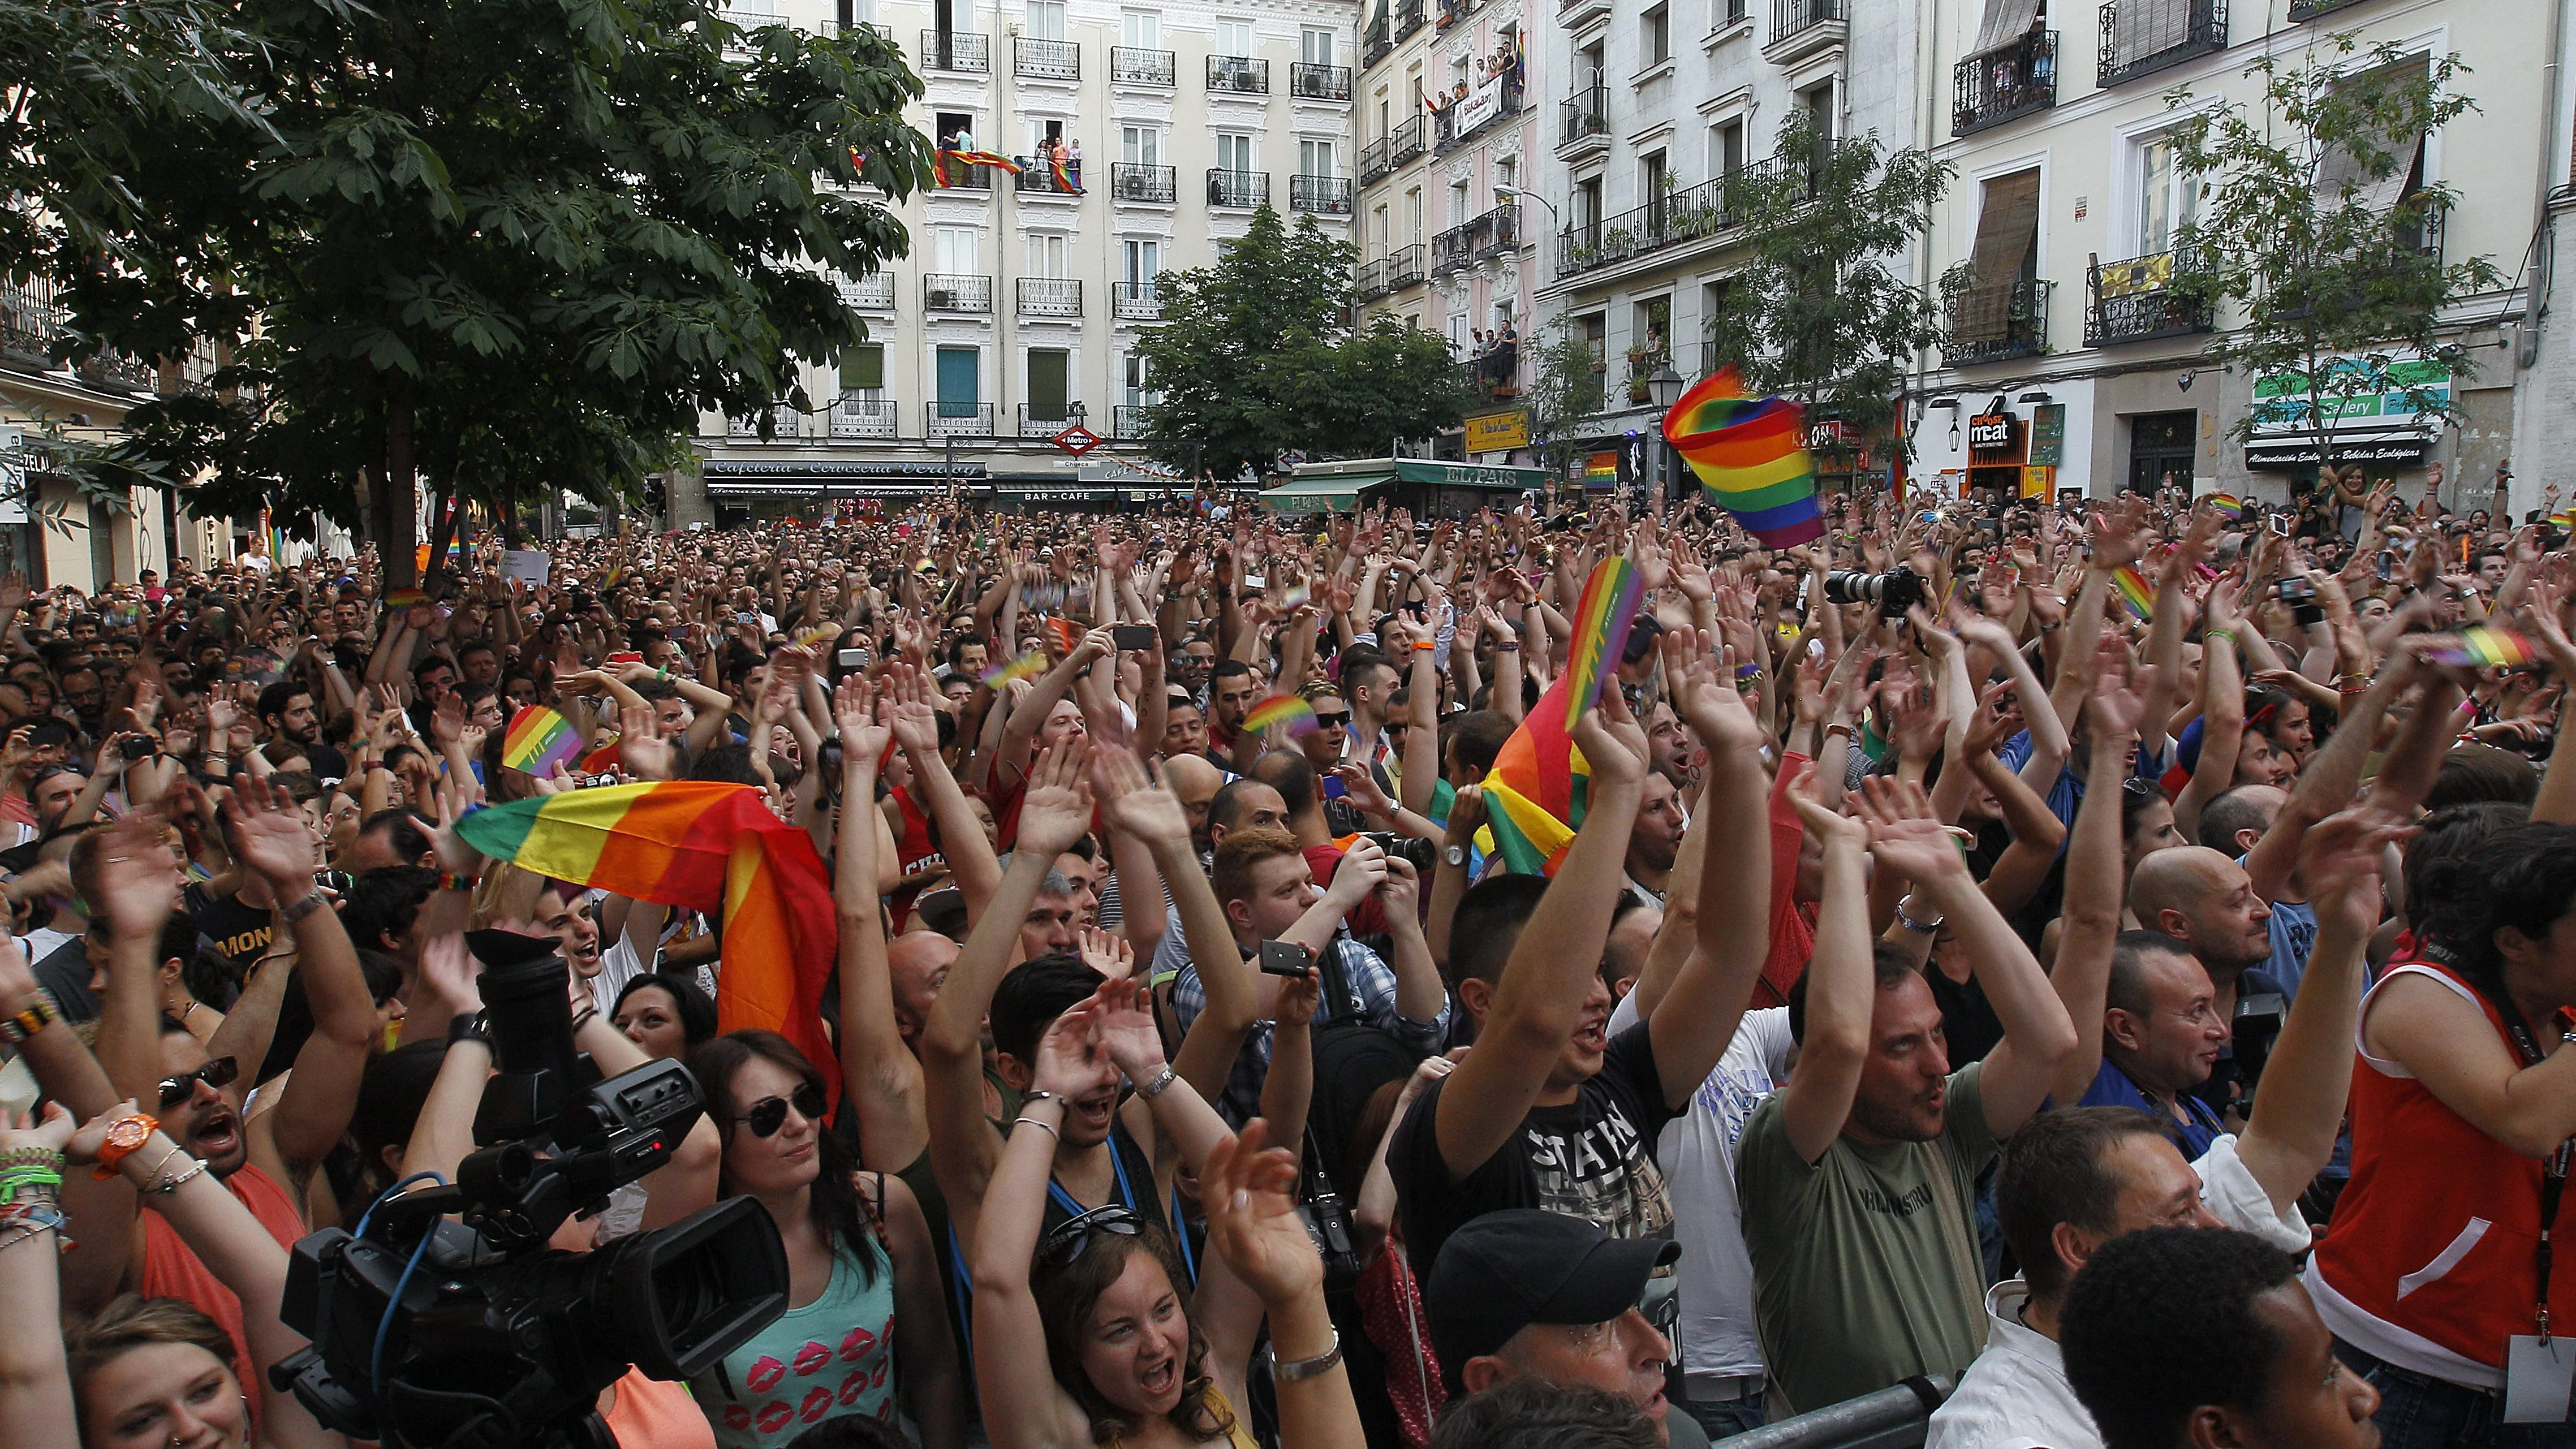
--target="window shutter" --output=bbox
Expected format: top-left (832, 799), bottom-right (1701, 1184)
top-left (840, 344), bottom-right (883, 393)
top-left (1972, 0), bottom-right (2043, 55)
top-left (2110, 0), bottom-right (2189, 66)
top-left (1959, 169), bottom-right (2043, 343)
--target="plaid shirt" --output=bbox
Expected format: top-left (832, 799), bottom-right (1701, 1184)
top-left (1169, 932), bottom-right (1449, 1125)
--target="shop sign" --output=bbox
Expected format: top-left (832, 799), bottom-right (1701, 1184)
top-left (1463, 411), bottom-right (1532, 453)
top-left (2028, 404), bottom-right (2067, 468)
top-left (1968, 414), bottom-right (2019, 456)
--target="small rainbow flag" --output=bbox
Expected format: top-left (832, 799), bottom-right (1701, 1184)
top-left (2206, 493), bottom-right (2245, 520)
top-left (2552, 507), bottom-right (2576, 532)
top-left (2423, 624), bottom-right (2537, 670)
top-left (1584, 451), bottom-right (1620, 492)
top-left (502, 706), bottom-right (584, 777)
top-left (384, 588), bottom-right (429, 611)
top-left (582, 739), bottom-right (624, 775)
top-left (1662, 369), bottom-right (1825, 549)
top-left (980, 650), bottom-right (1047, 688)
top-left (1562, 557), bottom-right (1647, 730)
top-left (1245, 695), bottom-right (1319, 736)
top-left (2110, 566), bottom-right (2154, 622)
top-left (1480, 674), bottom-right (1587, 877)
top-left (458, 782), bottom-right (842, 1102)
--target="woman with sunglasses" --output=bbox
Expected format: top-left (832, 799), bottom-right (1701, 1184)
top-left (687, 1030), bottom-right (964, 1449)
top-left (971, 989), bottom-right (1367, 1449)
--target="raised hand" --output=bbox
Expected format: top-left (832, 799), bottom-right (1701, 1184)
top-left (229, 775), bottom-right (321, 887)
top-left (1016, 738), bottom-right (1097, 859)
top-left (2087, 636), bottom-right (2159, 740)
top-left (91, 814), bottom-right (179, 939)
top-left (1661, 626), bottom-right (1761, 754)
top-left (1330, 760), bottom-right (1394, 818)
top-left (1786, 764), bottom-right (1867, 849)
top-left (1030, 997), bottom-right (1108, 1100)
top-left (1088, 974), bottom-right (1162, 1082)
top-left (1077, 925), bottom-right (1136, 984)
top-left (617, 701), bottom-right (677, 782)
top-left (834, 675), bottom-right (894, 768)
top-left (1090, 745), bottom-right (1188, 848)
top-left (880, 661), bottom-right (945, 757)
top-left (1850, 777), bottom-right (1965, 886)
top-left (1200, 1119), bottom-right (1325, 1307)
top-left (1569, 673), bottom-right (1652, 787)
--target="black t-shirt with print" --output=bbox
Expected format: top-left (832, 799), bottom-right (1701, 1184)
top-left (184, 883), bottom-right (273, 982)
top-left (1388, 1020), bottom-right (1681, 1279)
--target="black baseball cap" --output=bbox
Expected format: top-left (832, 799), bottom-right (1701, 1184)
top-left (1426, 1210), bottom-right (1678, 1395)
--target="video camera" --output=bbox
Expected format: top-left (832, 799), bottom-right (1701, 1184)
top-left (271, 932), bottom-right (789, 1449)
top-left (1822, 566), bottom-right (1928, 620)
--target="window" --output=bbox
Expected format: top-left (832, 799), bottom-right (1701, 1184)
top-left (1642, 149), bottom-right (1668, 222)
top-left (934, 111), bottom-right (977, 148)
top-left (1025, 0), bottom-right (1065, 39)
top-left (1123, 239), bottom-right (1161, 285)
top-left (1495, 155), bottom-right (1517, 200)
top-left (1300, 139), bottom-right (1337, 179)
top-left (1377, 94), bottom-right (1389, 139)
top-left (1450, 178), bottom-right (1470, 225)
top-left (1643, 4), bottom-right (1669, 66)
top-left (1801, 80), bottom-right (1836, 141)
top-left (1217, 132), bottom-right (1253, 173)
top-left (2136, 133), bottom-right (2199, 255)
top-left (1026, 349), bottom-right (1070, 418)
top-left (1122, 11), bottom-right (1158, 46)
top-left (1371, 204), bottom-right (1389, 256)
top-left (1580, 312), bottom-right (1608, 373)
top-left (1027, 117), bottom-right (1065, 152)
top-left (1302, 27), bottom-right (1333, 64)
top-left (1121, 126), bottom-right (1160, 165)
top-left (1124, 354), bottom-right (1161, 407)
top-left (1958, 167), bottom-right (2043, 344)
top-left (1447, 311), bottom-right (1468, 350)
top-left (933, 226), bottom-right (979, 273)
top-left (1713, 118), bottom-right (1746, 178)
top-left (1407, 186), bottom-right (1423, 241)
top-left (1575, 174), bottom-right (1603, 231)
top-left (1026, 232), bottom-right (1067, 277)
top-left (1579, 41), bottom-right (1605, 88)
top-left (840, 343), bottom-right (885, 395)
top-left (2316, 54), bottom-right (2432, 219)
top-left (1217, 18), bottom-right (1253, 55)
top-left (1633, 296), bottom-right (1670, 363)
top-left (936, 346), bottom-right (980, 409)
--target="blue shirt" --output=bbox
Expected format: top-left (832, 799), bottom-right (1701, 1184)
top-left (2077, 1058), bottom-right (2226, 1159)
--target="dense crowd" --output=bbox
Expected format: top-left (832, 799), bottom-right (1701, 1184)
top-left (0, 475), bottom-right (2570, 1449)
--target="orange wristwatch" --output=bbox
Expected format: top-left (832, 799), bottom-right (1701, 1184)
top-left (92, 1112), bottom-right (158, 1180)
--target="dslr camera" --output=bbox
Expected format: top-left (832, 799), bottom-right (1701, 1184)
top-left (270, 933), bottom-right (790, 1449)
top-left (1821, 566), bottom-right (1928, 619)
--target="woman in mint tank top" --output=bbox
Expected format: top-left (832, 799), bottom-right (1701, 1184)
top-left (690, 1032), bottom-right (968, 1449)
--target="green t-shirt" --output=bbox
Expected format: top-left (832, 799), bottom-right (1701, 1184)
top-left (1733, 1060), bottom-right (1998, 1417)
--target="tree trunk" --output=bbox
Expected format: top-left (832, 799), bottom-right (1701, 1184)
top-left (380, 390), bottom-right (419, 589)
top-left (501, 477), bottom-right (523, 549)
top-left (424, 486), bottom-right (460, 596)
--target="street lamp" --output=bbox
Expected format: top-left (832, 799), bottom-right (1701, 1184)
top-left (1644, 364), bottom-right (1686, 504)
top-left (1493, 184), bottom-right (1558, 227)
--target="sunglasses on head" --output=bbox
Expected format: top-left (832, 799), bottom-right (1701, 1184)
top-left (158, 1056), bottom-right (238, 1109)
top-left (735, 1081), bottom-right (829, 1137)
top-left (1039, 1205), bottom-right (1145, 1270)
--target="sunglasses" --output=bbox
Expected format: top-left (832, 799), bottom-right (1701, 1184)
top-left (1311, 710), bottom-right (1352, 728)
top-left (1039, 1205), bottom-right (1145, 1270)
top-left (734, 1081), bottom-right (829, 1137)
top-left (158, 1056), bottom-right (238, 1109)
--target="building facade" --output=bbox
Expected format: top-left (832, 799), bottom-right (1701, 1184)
top-left (1351, 0), bottom-right (1539, 461)
top-left (685, 0), bottom-right (1359, 520)
top-left (1905, 0), bottom-right (2568, 516)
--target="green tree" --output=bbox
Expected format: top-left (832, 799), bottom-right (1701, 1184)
top-left (1520, 318), bottom-right (1605, 482)
top-left (23, 0), bottom-right (931, 584)
top-left (2166, 40), bottom-right (2501, 473)
top-left (1704, 107), bottom-right (1953, 437)
top-left (1136, 205), bottom-right (1466, 479)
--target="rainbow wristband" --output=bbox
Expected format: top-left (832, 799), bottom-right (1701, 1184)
top-left (0, 1167), bottom-right (61, 1199)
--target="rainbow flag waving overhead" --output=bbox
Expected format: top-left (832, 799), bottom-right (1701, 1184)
top-left (457, 782), bottom-right (843, 1101)
top-left (501, 706), bottom-right (584, 777)
top-left (1480, 674), bottom-right (1589, 877)
top-left (1562, 557), bottom-right (1646, 730)
top-left (1661, 369), bottom-right (1825, 549)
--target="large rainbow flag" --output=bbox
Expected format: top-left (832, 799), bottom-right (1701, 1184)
top-left (1662, 368), bottom-right (1825, 549)
top-left (1479, 674), bottom-right (1590, 877)
top-left (456, 782), bottom-right (842, 1100)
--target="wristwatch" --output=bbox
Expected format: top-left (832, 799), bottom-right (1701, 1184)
top-left (1444, 843), bottom-right (1467, 868)
top-left (447, 1011), bottom-right (493, 1050)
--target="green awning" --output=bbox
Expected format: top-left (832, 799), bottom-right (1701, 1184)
top-left (1260, 473), bottom-right (1388, 512)
top-left (1390, 459), bottom-right (1553, 490)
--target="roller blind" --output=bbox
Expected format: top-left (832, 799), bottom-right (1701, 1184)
top-left (1958, 169), bottom-right (2042, 343)
top-left (1973, 0), bottom-right (2043, 54)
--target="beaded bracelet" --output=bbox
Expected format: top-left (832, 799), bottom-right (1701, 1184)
top-left (0, 1198), bottom-right (72, 1252)
top-left (0, 1146), bottom-right (63, 1172)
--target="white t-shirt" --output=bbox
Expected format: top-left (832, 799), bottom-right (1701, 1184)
top-left (1606, 993), bottom-right (1795, 1391)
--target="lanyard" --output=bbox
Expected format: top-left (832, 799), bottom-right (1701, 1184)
top-left (1046, 1130), bottom-right (1136, 1220)
top-left (2486, 985), bottom-right (2574, 1342)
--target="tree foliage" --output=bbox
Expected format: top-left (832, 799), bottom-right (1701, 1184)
top-left (2166, 40), bottom-right (2502, 468)
top-left (14, 0), bottom-right (932, 582)
top-left (1520, 318), bottom-right (1606, 481)
top-left (1704, 107), bottom-right (1953, 436)
top-left (1135, 206), bottom-right (1466, 480)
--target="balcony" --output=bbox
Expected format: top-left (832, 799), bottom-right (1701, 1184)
top-left (1560, 87), bottom-right (1611, 150)
top-left (1386, 243), bottom-right (1425, 289)
top-left (1110, 162), bottom-right (1177, 203)
top-left (1113, 404), bottom-right (1159, 439)
top-left (1944, 277), bottom-right (2054, 366)
top-left (829, 20), bottom-right (894, 41)
top-left (1113, 281), bottom-right (1162, 320)
top-left (937, 159), bottom-right (996, 189)
top-left (1393, 0), bottom-right (1426, 38)
top-left (1018, 403), bottom-right (1089, 438)
top-left (1435, 77), bottom-right (1523, 152)
top-left (2084, 252), bottom-right (2214, 347)
top-left (1560, 0), bottom-right (1610, 26)
top-left (925, 402), bottom-right (997, 438)
top-left (835, 273), bottom-right (895, 309)
top-left (1954, 31), bottom-right (2057, 136)
top-left (0, 275), bottom-right (63, 366)
top-left (923, 274), bottom-right (993, 313)
top-left (2287, 0), bottom-right (2365, 17)
top-left (1552, 162), bottom-right (1780, 279)
top-left (1435, 202), bottom-right (1525, 276)
top-left (1290, 175), bottom-right (1355, 214)
top-left (832, 397), bottom-right (901, 438)
top-left (1017, 278), bottom-right (1083, 318)
top-left (1363, 20), bottom-right (1392, 67)
top-left (1014, 159), bottom-right (1084, 195)
top-left (1208, 55), bottom-right (1268, 93)
top-left (1432, 225), bottom-right (1472, 278)
top-left (2098, 0), bottom-right (2225, 88)
top-left (1208, 169), bottom-right (1270, 208)
top-left (1111, 45), bottom-right (1175, 84)
top-left (1438, 0), bottom-right (1465, 27)
top-left (1390, 115), bottom-right (1426, 165)
top-left (1360, 137), bottom-right (1392, 183)
top-left (918, 29), bottom-right (987, 71)
top-left (1765, 0), bottom-right (1845, 65)
top-left (1016, 36), bottom-right (1079, 79)
top-left (1356, 258), bottom-right (1389, 300)
top-left (1292, 62), bottom-right (1353, 100)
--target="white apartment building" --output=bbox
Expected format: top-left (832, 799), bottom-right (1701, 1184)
top-left (1525, 1), bottom-right (1930, 491)
top-left (685, 0), bottom-right (1359, 520)
top-left (1908, 0), bottom-right (2571, 514)
top-left (1352, 0), bottom-right (1541, 461)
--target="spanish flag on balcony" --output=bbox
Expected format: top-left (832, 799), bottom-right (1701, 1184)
top-left (933, 148), bottom-right (1021, 187)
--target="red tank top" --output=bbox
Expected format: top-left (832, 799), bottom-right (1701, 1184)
top-left (886, 786), bottom-right (944, 931)
top-left (139, 1162), bottom-right (306, 1422)
top-left (2312, 961), bottom-right (2576, 1379)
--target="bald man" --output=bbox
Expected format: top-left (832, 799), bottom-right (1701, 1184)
top-left (2127, 847), bottom-right (2276, 1008)
top-left (886, 929), bottom-right (960, 1050)
top-left (1161, 753), bottom-right (1225, 860)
